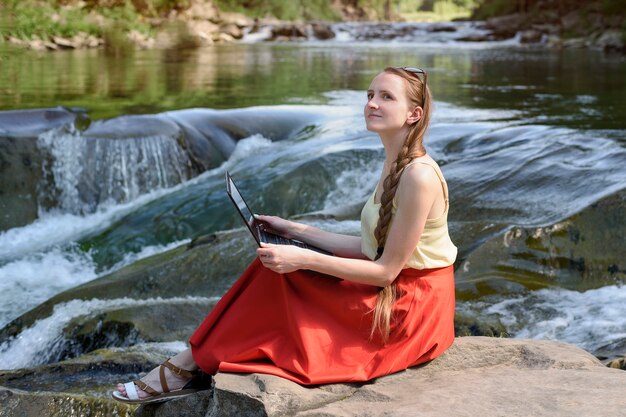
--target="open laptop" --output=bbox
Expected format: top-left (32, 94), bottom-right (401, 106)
top-left (225, 171), bottom-right (332, 255)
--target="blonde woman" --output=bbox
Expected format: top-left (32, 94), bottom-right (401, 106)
top-left (114, 67), bottom-right (457, 404)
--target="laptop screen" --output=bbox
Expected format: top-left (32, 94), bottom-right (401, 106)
top-left (226, 173), bottom-right (255, 230)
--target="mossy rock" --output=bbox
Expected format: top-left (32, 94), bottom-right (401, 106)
top-left (455, 188), bottom-right (626, 300)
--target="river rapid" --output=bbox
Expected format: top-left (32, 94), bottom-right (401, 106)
top-left (0, 30), bottom-right (625, 369)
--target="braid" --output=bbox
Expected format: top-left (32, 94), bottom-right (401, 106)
top-left (370, 67), bottom-right (432, 343)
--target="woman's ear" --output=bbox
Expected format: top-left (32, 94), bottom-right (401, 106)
top-left (406, 106), bottom-right (423, 125)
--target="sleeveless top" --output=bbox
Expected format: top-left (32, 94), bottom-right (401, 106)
top-left (360, 160), bottom-right (457, 269)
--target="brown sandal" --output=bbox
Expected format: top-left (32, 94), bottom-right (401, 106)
top-left (112, 359), bottom-right (210, 404)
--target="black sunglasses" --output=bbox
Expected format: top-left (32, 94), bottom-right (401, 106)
top-left (396, 67), bottom-right (428, 108)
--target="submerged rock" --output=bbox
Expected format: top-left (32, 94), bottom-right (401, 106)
top-left (455, 188), bottom-right (626, 299)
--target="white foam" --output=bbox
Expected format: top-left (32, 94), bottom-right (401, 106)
top-left (459, 285), bottom-right (626, 354)
top-left (0, 296), bottom-right (217, 370)
top-left (0, 246), bottom-right (97, 328)
top-left (225, 134), bottom-right (275, 165)
top-left (323, 164), bottom-right (381, 211)
top-left (38, 125), bottom-right (191, 214)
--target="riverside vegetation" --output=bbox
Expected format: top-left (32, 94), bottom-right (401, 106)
top-left (0, 0), bottom-right (624, 51)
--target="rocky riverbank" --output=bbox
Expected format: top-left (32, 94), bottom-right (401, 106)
top-left (4, 0), bottom-right (624, 52)
top-left (1, 337), bottom-right (626, 417)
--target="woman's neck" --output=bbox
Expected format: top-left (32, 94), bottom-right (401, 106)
top-left (379, 127), bottom-right (410, 168)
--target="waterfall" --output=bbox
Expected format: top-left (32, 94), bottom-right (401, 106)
top-left (37, 124), bottom-right (194, 214)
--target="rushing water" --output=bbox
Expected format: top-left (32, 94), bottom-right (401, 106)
top-left (0, 31), bottom-right (625, 368)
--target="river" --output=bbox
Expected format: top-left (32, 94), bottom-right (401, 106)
top-left (1, 27), bottom-right (625, 369)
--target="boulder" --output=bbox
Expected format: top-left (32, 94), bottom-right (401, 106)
top-left (428, 22), bottom-right (457, 32)
top-left (311, 22), bottom-right (335, 40)
top-left (455, 188), bottom-right (626, 299)
top-left (594, 29), bottom-right (625, 52)
top-left (484, 13), bottom-right (527, 39)
top-left (187, 20), bottom-right (219, 44)
top-left (136, 337), bottom-right (626, 417)
top-left (219, 23), bottom-right (244, 40)
top-left (220, 12), bottom-right (254, 28)
top-left (180, 0), bottom-right (220, 23)
top-left (268, 24), bottom-right (309, 41)
top-left (519, 29), bottom-right (543, 43)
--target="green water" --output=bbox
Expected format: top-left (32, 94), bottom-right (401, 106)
top-left (1, 43), bottom-right (625, 130)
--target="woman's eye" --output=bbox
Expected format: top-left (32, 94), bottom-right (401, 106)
top-left (367, 94), bottom-right (373, 100)
top-left (383, 94), bottom-right (392, 100)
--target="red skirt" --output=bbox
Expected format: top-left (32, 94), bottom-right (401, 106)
top-left (189, 258), bottom-right (455, 385)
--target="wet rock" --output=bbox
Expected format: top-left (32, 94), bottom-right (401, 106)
top-left (484, 13), bottom-right (527, 39)
top-left (428, 22), bottom-right (457, 32)
top-left (594, 29), bottom-right (625, 52)
top-left (0, 346), bottom-right (167, 395)
top-left (219, 23), bottom-right (243, 40)
top-left (56, 298), bottom-right (218, 360)
top-left (456, 33), bottom-right (492, 42)
top-left (519, 29), bottom-right (543, 43)
top-left (0, 388), bottom-right (135, 417)
top-left (269, 24), bottom-right (309, 40)
top-left (311, 22), bottom-right (336, 39)
top-left (0, 107), bottom-right (81, 231)
top-left (455, 188), bottom-right (626, 299)
top-left (562, 37), bottom-right (588, 49)
top-left (607, 356), bottom-right (626, 371)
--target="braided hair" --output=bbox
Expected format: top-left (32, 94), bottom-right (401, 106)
top-left (370, 67), bottom-right (433, 343)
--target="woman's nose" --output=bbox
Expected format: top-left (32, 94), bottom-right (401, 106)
top-left (367, 99), bottom-right (378, 108)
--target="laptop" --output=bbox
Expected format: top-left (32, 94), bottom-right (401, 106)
top-left (225, 171), bottom-right (332, 255)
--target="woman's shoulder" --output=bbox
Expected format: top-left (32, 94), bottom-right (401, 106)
top-left (402, 156), bottom-right (441, 184)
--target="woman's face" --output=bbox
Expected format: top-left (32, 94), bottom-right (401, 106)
top-left (364, 72), bottom-right (414, 134)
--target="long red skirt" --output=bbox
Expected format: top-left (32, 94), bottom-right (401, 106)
top-left (189, 258), bottom-right (455, 385)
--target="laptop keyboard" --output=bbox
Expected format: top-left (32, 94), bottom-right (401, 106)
top-left (259, 228), bottom-right (307, 248)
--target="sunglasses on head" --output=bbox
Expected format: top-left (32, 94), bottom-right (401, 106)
top-left (396, 67), bottom-right (428, 108)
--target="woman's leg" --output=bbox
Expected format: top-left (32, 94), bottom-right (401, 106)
top-left (116, 347), bottom-right (199, 399)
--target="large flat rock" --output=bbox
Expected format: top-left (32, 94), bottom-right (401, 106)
top-left (2, 337), bottom-right (625, 417)
top-left (200, 336), bottom-right (626, 417)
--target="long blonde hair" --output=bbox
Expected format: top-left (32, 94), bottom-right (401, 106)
top-left (370, 67), bottom-right (433, 343)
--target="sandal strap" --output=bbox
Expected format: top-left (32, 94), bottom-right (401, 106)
top-left (162, 359), bottom-right (198, 379)
top-left (134, 379), bottom-right (160, 396)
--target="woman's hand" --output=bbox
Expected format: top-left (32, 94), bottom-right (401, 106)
top-left (256, 243), bottom-right (311, 274)
top-left (254, 214), bottom-right (303, 240)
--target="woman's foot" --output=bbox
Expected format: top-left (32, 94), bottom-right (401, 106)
top-left (114, 349), bottom-right (199, 401)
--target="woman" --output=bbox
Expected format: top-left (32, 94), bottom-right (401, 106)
top-left (113, 67), bottom-right (457, 404)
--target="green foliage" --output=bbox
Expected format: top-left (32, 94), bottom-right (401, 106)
top-left (601, 0), bottom-right (626, 14)
top-left (0, 0), bottom-right (157, 40)
top-left (214, 0), bottom-right (340, 21)
top-left (1, 0), bottom-right (101, 39)
top-left (470, 0), bottom-right (516, 20)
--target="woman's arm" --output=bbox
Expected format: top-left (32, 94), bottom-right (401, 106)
top-left (257, 164), bottom-right (439, 286)
top-left (255, 215), bottom-right (367, 259)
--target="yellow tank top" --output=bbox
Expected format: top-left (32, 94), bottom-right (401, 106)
top-left (360, 161), bottom-right (457, 269)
